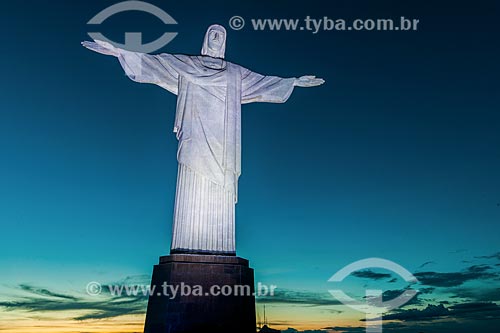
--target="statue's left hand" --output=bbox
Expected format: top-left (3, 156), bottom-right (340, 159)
top-left (294, 75), bottom-right (325, 87)
top-left (81, 40), bottom-right (120, 57)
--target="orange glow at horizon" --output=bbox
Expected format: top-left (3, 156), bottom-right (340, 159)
top-left (0, 307), bottom-right (364, 333)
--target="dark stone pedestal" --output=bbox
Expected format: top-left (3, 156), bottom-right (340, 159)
top-left (143, 254), bottom-right (256, 333)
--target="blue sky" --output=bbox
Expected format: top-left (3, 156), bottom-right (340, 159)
top-left (0, 0), bottom-right (499, 332)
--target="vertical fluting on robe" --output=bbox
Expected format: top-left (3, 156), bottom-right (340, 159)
top-left (171, 164), bottom-right (235, 254)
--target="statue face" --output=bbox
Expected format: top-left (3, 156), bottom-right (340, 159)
top-left (207, 29), bottom-right (225, 52)
top-left (201, 24), bottom-right (226, 58)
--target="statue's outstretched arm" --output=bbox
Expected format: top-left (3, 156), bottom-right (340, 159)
top-left (81, 39), bottom-right (180, 94)
top-left (241, 68), bottom-right (325, 104)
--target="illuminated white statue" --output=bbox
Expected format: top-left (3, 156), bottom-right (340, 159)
top-left (82, 24), bottom-right (324, 255)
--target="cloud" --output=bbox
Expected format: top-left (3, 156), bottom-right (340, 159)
top-left (282, 328), bottom-right (331, 333)
top-left (323, 327), bottom-right (366, 333)
top-left (363, 302), bottom-right (500, 322)
top-left (0, 279), bottom-right (148, 321)
top-left (331, 317), bottom-right (500, 333)
top-left (366, 303), bottom-right (450, 321)
top-left (321, 308), bottom-right (344, 314)
top-left (351, 270), bottom-right (393, 281)
top-left (364, 287), bottom-right (435, 307)
top-left (417, 261), bottom-right (435, 269)
top-left (257, 289), bottom-right (342, 306)
top-left (18, 284), bottom-right (79, 301)
top-left (475, 252), bottom-right (500, 261)
top-left (74, 298), bottom-right (146, 320)
top-left (451, 287), bottom-right (500, 302)
top-left (414, 264), bottom-right (498, 287)
top-left (325, 323), bottom-right (405, 333)
top-left (0, 296), bottom-right (146, 320)
top-left (447, 301), bottom-right (500, 321)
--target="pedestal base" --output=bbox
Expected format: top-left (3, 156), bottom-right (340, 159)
top-left (143, 254), bottom-right (256, 333)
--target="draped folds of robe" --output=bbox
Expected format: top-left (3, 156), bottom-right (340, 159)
top-left (115, 46), bottom-right (295, 254)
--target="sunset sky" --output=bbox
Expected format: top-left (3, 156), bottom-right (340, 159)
top-left (1, 0), bottom-right (499, 332)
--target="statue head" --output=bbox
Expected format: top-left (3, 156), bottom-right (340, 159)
top-left (201, 24), bottom-right (226, 59)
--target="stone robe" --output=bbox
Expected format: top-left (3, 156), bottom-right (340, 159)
top-left (115, 48), bottom-right (295, 254)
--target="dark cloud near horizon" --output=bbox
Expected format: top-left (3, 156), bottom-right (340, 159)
top-left (324, 322), bottom-right (406, 333)
top-left (475, 252), bottom-right (500, 261)
top-left (0, 279), bottom-right (148, 320)
top-left (281, 328), bottom-right (329, 333)
top-left (414, 264), bottom-right (498, 287)
top-left (257, 289), bottom-right (342, 306)
top-left (417, 261), bottom-right (435, 269)
top-left (323, 327), bottom-right (365, 333)
top-left (5, 283), bottom-right (345, 321)
top-left (19, 284), bottom-right (80, 301)
top-left (362, 301), bottom-right (500, 322)
top-left (450, 287), bottom-right (500, 303)
top-left (0, 295), bottom-right (146, 320)
top-left (365, 287), bottom-right (435, 307)
top-left (351, 270), bottom-right (393, 281)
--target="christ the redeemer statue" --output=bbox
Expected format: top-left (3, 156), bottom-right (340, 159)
top-left (82, 24), bottom-right (324, 256)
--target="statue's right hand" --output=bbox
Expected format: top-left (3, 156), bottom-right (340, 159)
top-left (81, 40), bottom-right (119, 57)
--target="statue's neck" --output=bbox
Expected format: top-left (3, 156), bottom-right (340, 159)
top-left (199, 55), bottom-right (226, 70)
